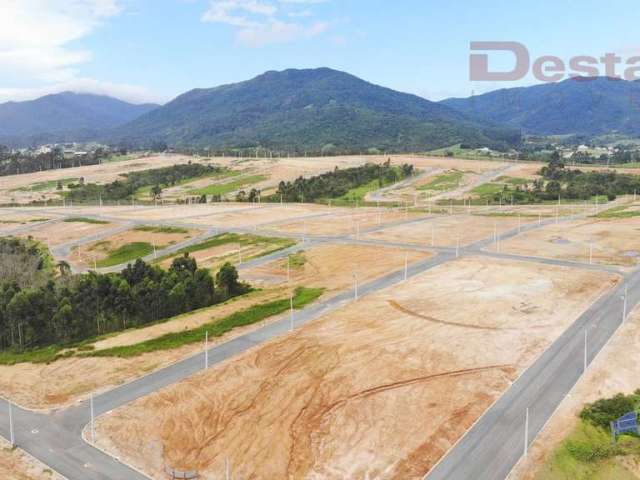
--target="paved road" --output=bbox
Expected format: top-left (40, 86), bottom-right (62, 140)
top-left (425, 268), bottom-right (638, 480)
top-left (0, 203), bottom-right (634, 480)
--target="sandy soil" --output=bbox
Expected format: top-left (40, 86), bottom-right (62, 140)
top-left (271, 208), bottom-right (425, 236)
top-left (0, 288), bottom-right (296, 410)
top-left (364, 213), bottom-right (532, 248)
top-left (68, 226), bottom-right (198, 268)
top-left (0, 438), bottom-right (62, 480)
top-left (186, 204), bottom-right (331, 229)
top-left (94, 256), bottom-right (617, 480)
top-left (0, 154), bottom-right (204, 204)
top-left (15, 219), bottom-right (116, 247)
top-left (242, 243), bottom-right (431, 293)
top-left (500, 216), bottom-right (640, 267)
top-left (508, 308), bottom-right (640, 480)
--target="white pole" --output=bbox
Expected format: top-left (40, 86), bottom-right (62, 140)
top-left (8, 401), bottom-right (14, 447)
top-left (289, 295), bottom-right (294, 331)
top-left (524, 407), bottom-right (529, 457)
top-left (238, 247), bottom-right (242, 265)
top-left (287, 255), bottom-right (291, 283)
top-left (404, 253), bottom-right (408, 281)
top-left (225, 458), bottom-right (231, 480)
top-left (538, 213), bottom-right (541, 225)
top-left (584, 330), bottom-right (588, 373)
top-left (90, 393), bottom-right (95, 443)
top-left (431, 225), bottom-right (435, 247)
top-left (456, 236), bottom-right (460, 258)
top-left (153, 242), bottom-right (157, 259)
top-left (205, 331), bottom-right (209, 369)
top-left (353, 273), bottom-right (358, 300)
top-left (518, 213), bottom-right (521, 233)
top-left (589, 242), bottom-right (593, 265)
top-left (623, 286), bottom-right (628, 323)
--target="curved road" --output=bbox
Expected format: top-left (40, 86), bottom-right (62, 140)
top-left (0, 203), bottom-right (635, 480)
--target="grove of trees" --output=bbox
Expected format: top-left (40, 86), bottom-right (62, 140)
top-left (271, 160), bottom-right (414, 203)
top-left (0, 238), bottom-right (245, 352)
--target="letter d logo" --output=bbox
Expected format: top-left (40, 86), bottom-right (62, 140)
top-left (470, 41), bottom-right (530, 81)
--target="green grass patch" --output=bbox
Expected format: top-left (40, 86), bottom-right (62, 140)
top-left (16, 178), bottom-right (79, 192)
top-left (63, 217), bottom-right (109, 224)
top-left (497, 176), bottom-right (530, 186)
top-left (0, 345), bottom-right (65, 365)
top-left (471, 182), bottom-right (505, 197)
top-left (96, 242), bottom-right (155, 267)
top-left (134, 168), bottom-right (241, 200)
top-left (86, 286), bottom-right (324, 358)
top-left (536, 420), bottom-right (640, 480)
top-left (156, 233), bottom-right (296, 264)
top-left (188, 174), bottom-right (267, 196)
top-left (133, 225), bottom-right (189, 234)
top-left (284, 251), bottom-right (306, 269)
top-left (596, 206), bottom-right (640, 219)
top-left (418, 170), bottom-right (465, 192)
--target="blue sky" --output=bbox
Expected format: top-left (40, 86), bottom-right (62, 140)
top-left (1, 0), bottom-right (638, 104)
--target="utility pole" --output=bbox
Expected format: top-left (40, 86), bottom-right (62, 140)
top-left (353, 272), bottom-right (358, 300)
top-left (456, 236), bottom-right (460, 258)
top-left (205, 331), bottom-right (209, 369)
top-left (584, 330), bottom-right (588, 374)
top-left (623, 285), bottom-right (628, 323)
top-left (287, 255), bottom-right (291, 283)
top-left (8, 401), bottom-right (14, 447)
top-left (404, 253), bottom-right (408, 281)
top-left (289, 295), bottom-right (294, 331)
top-left (90, 393), bottom-right (95, 443)
top-left (524, 407), bottom-right (529, 457)
top-left (589, 242), bottom-right (593, 265)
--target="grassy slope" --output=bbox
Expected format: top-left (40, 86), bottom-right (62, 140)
top-left (96, 242), bottom-right (154, 268)
top-left (418, 170), bottom-right (465, 191)
top-left (86, 286), bottom-right (324, 358)
top-left (188, 174), bottom-right (267, 196)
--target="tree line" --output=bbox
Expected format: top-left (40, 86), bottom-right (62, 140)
top-left (489, 152), bottom-right (640, 204)
top-left (65, 162), bottom-right (223, 203)
top-left (0, 145), bottom-right (118, 177)
top-left (0, 237), bottom-right (245, 352)
top-left (268, 160), bottom-right (414, 203)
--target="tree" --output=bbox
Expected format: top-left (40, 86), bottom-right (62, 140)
top-left (57, 261), bottom-right (71, 277)
top-left (216, 263), bottom-right (239, 296)
top-left (151, 185), bottom-right (162, 200)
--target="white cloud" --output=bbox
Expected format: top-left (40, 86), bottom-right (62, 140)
top-left (0, 78), bottom-right (167, 105)
top-left (202, 0), bottom-right (330, 46)
top-left (0, 1), bottom-right (161, 104)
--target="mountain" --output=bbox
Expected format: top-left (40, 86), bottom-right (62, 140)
top-left (0, 92), bottom-right (158, 147)
top-left (112, 68), bottom-right (519, 152)
top-left (441, 77), bottom-right (640, 137)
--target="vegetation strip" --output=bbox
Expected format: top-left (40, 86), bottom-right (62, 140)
top-left (86, 286), bottom-right (324, 358)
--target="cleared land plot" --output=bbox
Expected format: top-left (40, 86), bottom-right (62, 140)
top-left (0, 214), bottom-right (52, 233)
top-left (499, 217), bottom-right (640, 267)
top-left (363, 214), bottom-right (530, 248)
top-left (94, 256), bottom-right (618, 480)
top-left (271, 208), bottom-right (425, 236)
top-left (68, 226), bottom-right (198, 268)
top-left (186, 204), bottom-right (330, 229)
top-left (0, 287), bottom-right (303, 409)
top-left (509, 309), bottom-right (640, 480)
top-left (0, 437), bottom-right (63, 480)
top-left (16, 218), bottom-right (115, 246)
top-left (242, 243), bottom-right (431, 292)
top-left (156, 233), bottom-right (296, 271)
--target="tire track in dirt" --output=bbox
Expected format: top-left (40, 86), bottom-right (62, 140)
top-left (388, 300), bottom-right (506, 331)
top-left (285, 364), bottom-right (514, 478)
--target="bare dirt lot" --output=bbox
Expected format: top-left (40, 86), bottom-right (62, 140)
top-left (242, 243), bottom-right (431, 293)
top-left (363, 213), bottom-right (532, 248)
top-left (0, 438), bottom-right (62, 480)
top-left (94, 256), bottom-right (617, 480)
top-left (500, 216), bottom-right (640, 267)
top-left (0, 288), bottom-right (294, 410)
top-left (68, 226), bottom-right (198, 268)
top-left (508, 308), bottom-right (640, 480)
top-left (271, 208), bottom-right (426, 236)
top-left (16, 219), bottom-right (116, 247)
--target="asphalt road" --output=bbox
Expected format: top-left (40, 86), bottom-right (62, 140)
top-left (0, 203), bottom-right (632, 480)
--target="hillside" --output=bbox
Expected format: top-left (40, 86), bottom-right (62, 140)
top-left (112, 68), bottom-right (519, 152)
top-left (0, 92), bottom-right (158, 147)
top-left (441, 77), bottom-right (640, 137)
